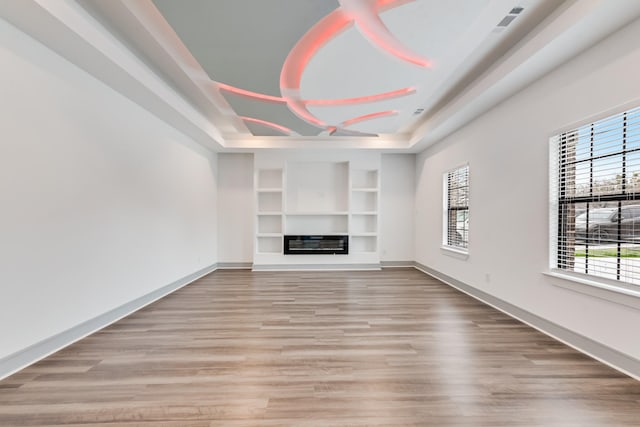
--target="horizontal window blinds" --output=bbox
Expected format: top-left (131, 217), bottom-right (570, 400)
top-left (553, 105), bottom-right (640, 284)
top-left (447, 165), bottom-right (469, 249)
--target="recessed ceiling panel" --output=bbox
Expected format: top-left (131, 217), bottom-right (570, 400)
top-left (152, 0), bottom-right (338, 96)
top-left (147, 0), bottom-right (556, 140)
top-left (222, 92), bottom-right (321, 137)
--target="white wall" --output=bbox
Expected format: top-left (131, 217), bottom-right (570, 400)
top-left (217, 153), bottom-right (254, 264)
top-left (415, 17), bottom-right (640, 360)
top-left (380, 154), bottom-right (415, 262)
top-left (0, 19), bottom-right (218, 360)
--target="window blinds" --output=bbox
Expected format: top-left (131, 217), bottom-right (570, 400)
top-left (552, 105), bottom-right (640, 285)
top-left (446, 165), bottom-right (469, 249)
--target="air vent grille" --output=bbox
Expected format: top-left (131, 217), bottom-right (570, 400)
top-left (497, 15), bottom-right (517, 27)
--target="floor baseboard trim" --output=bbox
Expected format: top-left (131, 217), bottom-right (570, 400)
top-left (413, 262), bottom-right (640, 381)
top-left (381, 261), bottom-right (414, 268)
top-left (217, 262), bottom-right (253, 269)
top-left (0, 263), bottom-right (218, 381)
top-left (252, 263), bottom-right (381, 271)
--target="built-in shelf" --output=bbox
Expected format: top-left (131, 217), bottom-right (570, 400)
top-left (258, 215), bottom-right (282, 234)
top-left (256, 167), bottom-right (285, 256)
top-left (256, 236), bottom-right (282, 254)
top-left (351, 235), bottom-right (377, 253)
top-left (257, 188), bottom-right (283, 193)
top-left (257, 192), bottom-right (282, 212)
top-left (350, 168), bottom-right (379, 255)
top-left (351, 169), bottom-right (378, 189)
top-left (257, 169), bottom-right (283, 189)
top-left (286, 211), bottom-right (349, 216)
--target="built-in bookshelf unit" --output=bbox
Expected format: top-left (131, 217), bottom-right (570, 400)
top-left (350, 169), bottom-right (379, 254)
top-left (255, 168), bottom-right (283, 255)
top-left (253, 152), bottom-right (380, 269)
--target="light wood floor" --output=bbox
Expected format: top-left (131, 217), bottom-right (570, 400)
top-left (1, 268), bottom-right (639, 426)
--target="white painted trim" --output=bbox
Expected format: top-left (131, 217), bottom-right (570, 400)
top-left (252, 263), bottom-right (381, 271)
top-left (548, 98), bottom-right (640, 138)
top-left (545, 270), bottom-right (640, 311)
top-left (380, 261), bottom-right (414, 268)
top-left (0, 263), bottom-right (218, 381)
top-left (217, 262), bottom-right (253, 269)
top-left (440, 246), bottom-right (469, 260)
top-left (413, 262), bottom-right (640, 381)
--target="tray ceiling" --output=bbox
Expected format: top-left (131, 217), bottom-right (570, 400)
top-left (151, 0), bottom-right (546, 138)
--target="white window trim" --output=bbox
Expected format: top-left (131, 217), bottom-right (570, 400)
top-left (442, 163), bottom-right (469, 255)
top-left (544, 269), bottom-right (640, 311)
top-left (548, 100), bottom-right (640, 307)
top-left (440, 245), bottom-right (470, 259)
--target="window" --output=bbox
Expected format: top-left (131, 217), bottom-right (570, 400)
top-left (551, 105), bottom-right (640, 285)
top-left (444, 165), bottom-right (469, 250)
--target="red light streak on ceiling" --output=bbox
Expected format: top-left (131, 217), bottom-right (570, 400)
top-left (240, 116), bottom-right (294, 135)
top-left (305, 87), bottom-right (415, 106)
top-left (340, 0), bottom-right (431, 67)
top-left (341, 110), bottom-right (398, 127)
top-left (280, 9), bottom-right (353, 92)
top-left (218, 83), bottom-right (286, 104)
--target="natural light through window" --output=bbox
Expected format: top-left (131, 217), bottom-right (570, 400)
top-left (551, 105), bottom-right (640, 285)
top-left (444, 165), bottom-right (469, 251)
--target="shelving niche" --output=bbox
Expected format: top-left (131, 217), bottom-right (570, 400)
top-left (255, 168), bottom-right (283, 254)
top-left (350, 168), bottom-right (379, 254)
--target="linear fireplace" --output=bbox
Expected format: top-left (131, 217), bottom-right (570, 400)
top-left (284, 235), bottom-right (348, 255)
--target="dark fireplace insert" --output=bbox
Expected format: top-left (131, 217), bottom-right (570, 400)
top-left (284, 235), bottom-right (348, 255)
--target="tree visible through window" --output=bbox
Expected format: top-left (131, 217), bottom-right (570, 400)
top-left (445, 165), bottom-right (469, 250)
top-left (553, 105), bottom-right (640, 285)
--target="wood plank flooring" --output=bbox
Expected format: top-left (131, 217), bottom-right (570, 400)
top-left (1, 268), bottom-right (639, 426)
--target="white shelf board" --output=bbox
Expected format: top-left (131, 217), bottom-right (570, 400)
top-left (285, 211), bottom-right (349, 216)
top-left (351, 188), bottom-right (378, 192)
top-left (256, 233), bottom-right (283, 237)
top-left (257, 212), bottom-right (283, 216)
top-left (351, 233), bottom-right (378, 237)
top-left (351, 212), bottom-right (377, 215)
top-left (257, 188), bottom-right (283, 192)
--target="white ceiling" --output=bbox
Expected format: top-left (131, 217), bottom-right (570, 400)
top-left (3, 0), bottom-right (640, 151)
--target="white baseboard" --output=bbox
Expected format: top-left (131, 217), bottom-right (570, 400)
top-left (252, 263), bottom-right (381, 271)
top-left (381, 261), bottom-right (414, 268)
top-left (413, 262), bottom-right (640, 381)
top-left (0, 263), bottom-right (218, 381)
top-left (217, 262), bottom-right (252, 269)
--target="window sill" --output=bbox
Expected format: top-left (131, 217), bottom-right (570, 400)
top-left (544, 270), bottom-right (640, 311)
top-left (440, 246), bottom-right (469, 260)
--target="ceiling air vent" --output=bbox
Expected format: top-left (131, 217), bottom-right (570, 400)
top-left (497, 15), bottom-right (517, 27)
top-left (413, 108), bottom-right (424, 115)
top-left (496, 6), bottom-right (524, 28)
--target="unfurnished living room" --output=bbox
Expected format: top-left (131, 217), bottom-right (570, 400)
top-left (2, 0), bottom-right (640, 425)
